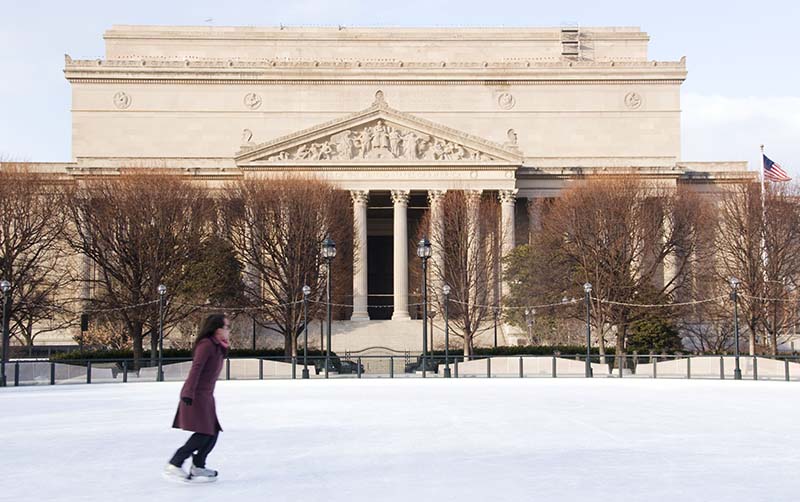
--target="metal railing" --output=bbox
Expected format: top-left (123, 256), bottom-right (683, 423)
top-left (5, 353), bottom-right (800, 387)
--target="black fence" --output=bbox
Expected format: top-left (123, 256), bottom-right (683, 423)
top-left (4, 353), bottom-right (800, 387)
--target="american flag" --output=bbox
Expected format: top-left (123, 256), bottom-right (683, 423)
top-left (763, 154), bottom-right (792, 182)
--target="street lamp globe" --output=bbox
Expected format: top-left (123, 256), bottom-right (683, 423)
top-left (302, 285), bottom-right (311, 296)
top-left (0, 280), bottom-right (9, 294)
top-left (416, 237), bottom-right (432, 259)
top-left (584, 282), bottom-right (592, 294)
top-left (729, 277), bottom-right (740, 290)
top-left (157, 284), bottom-right (167, 296)
top-left (442, 284), bottom-right (450, 296)
top-left (321, 236), bottom-right (337, 260)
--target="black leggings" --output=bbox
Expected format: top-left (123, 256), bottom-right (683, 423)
top-left (169, 432), bottom-right (218, 468)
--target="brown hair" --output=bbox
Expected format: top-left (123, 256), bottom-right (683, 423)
top-left (195, 314), bottom-right (227, 349)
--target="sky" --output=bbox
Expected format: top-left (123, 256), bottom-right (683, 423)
top-left (1, 0), bottom-right (798, 177)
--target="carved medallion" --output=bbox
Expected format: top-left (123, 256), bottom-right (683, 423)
top-left (497, 92), bottom-right (516, 110)
top-left (244, 93), bottom-right (262, 110)
top-left (113, 91), bottom-right (131, 109)
top-left (624, 92), bottom-right (643, 110)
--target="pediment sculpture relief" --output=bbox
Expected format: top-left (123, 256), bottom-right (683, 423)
top-left (267, 120), bottom-right (496, 162)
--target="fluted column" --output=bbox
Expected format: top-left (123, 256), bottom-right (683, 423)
top-left (80, 253), bottom-right (92, 303)
top-left (527, 198), bottom-right (542, 245)
top-left (465, 190), bottom-right (483, 309)
top-left (428, 190), bottom-right (446, 300)
top-left (662, 211), bottom-right (678, 291)
top-left (498, 189), bottom-right (517, 303)
top-left (350, 190), bottom-right (370, 320)
top-left (499, 190), bottom-right (517, 258)
top-left (391, 190), bottom-right (411, 320)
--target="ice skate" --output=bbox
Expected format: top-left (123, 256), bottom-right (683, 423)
top-left (162, 464), bottom-right (190, 484)
top-left (190, 464), bottom-right (218, 483)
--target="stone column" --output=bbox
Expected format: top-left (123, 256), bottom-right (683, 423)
top-left (499, 190), bottom-right (517, 258)
top-left (465, 190), bottom-right (483, 308)
top-left (527, 198), bottom-right (542, 245)
top-left (662, 212), bottom-right (678, 291)
top-left (498, 189), bottom-right (517, 303)
top-left (391, 190), bottom-right (411, 321)
top-left (350, 190), bottom-right (370, 320)
top-left (428, 190), bottom-right (446, 301)
top-left (80, 253), bottom-right (92, 303)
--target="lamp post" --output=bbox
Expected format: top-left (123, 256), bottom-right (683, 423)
top-left (302, 285), bottom-right (311, 379)
top-left (443, 284), bottom-right (451, 378)
top-left (584, 282), bottom-right (593, 378)
top-left (321, 236), bottom-right (336, 378)
top-left (417, 237), bottom-right (432, 378)
top-left (730, 277), bottom-right (742, 380)
top-left (0, 280), bottom-right (10, 387)
top-left (157, 284), bottom-right (167, 382)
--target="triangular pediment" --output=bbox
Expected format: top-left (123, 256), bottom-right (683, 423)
top-left (236, 92), bottom-right (523, 167)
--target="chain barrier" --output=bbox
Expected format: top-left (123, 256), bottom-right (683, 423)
top-left (740, 293), bottom-right (800, 303)
top-left (592, 295), bottom-right (728, 308)
top-left (14, 293), bottom-right (743, 317)
top-left (449, 298), bottom-right (580, 310)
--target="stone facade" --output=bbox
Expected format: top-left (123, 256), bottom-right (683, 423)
top-left (23, 25), bottom-right (756, 349)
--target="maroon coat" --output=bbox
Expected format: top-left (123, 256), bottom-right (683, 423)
top-left (172, 337), bottom-right (227, 435)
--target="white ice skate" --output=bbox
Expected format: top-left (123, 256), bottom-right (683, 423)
top-left (162, 464), bottom-right (190, 484)
top-left (190, 464), bottom-right (219, 483)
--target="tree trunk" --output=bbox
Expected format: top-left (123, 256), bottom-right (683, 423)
top-left (25, 318), bottom-right (34, 348)
top-left (132, 323), bottom-right (144, 370)
top-left (284, 332), bottom-right (293, 358)
top-left (463, 330), bottom-right (474, 359)
top-left (598, 328), bottom-right (606, 365)
top-left (615, 325), bottom-right (628, 369)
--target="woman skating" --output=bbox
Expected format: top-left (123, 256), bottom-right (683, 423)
top-left (163, 314), bottom-right (230, 483)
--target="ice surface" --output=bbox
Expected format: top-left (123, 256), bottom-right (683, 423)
top-left (2, 379), bottom-right (799, 501)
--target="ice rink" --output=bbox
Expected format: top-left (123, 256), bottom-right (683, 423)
top-left (3, 379), bottom-right (799, 501)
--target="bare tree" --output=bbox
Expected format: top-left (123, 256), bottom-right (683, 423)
top-left (760, 183), bottom-right (800, 354)
top-left (717, 181), bottom-right (800, 355)
top-left (420, 191), bottom-right (502, 357)
top-left (509, 178), bottom-right (706, 362)
top-left (716, 182), bottom-right (764, 355)
top-left (0, 164), bottom-right (73, 354)
top-left (220, 177), bottom-right (352, 357)
top-left (64, 172), bottom-right (216, 368)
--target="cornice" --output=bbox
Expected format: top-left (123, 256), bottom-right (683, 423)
top-left (64, 56), bottom-right (687, 84)
top-left (240, 164), bottom-right (519, 172)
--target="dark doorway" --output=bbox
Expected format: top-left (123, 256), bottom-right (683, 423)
top-left (368, 235), bottom-right (393, 320)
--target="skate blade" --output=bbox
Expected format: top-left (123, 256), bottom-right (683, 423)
top-left (162, 472), bottom-right (191, 484)
top-left (189, 475), bottom-right (218, 483)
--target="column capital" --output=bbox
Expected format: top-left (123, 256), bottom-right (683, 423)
top-left (391, 189), bottom-right (410, 205)
top-left (350, 190), bottom-right (369, 205)
top-left (498, 189), bottom-right (518, 205)
top-left (427, 189), bottom-right (447, 205)
top-left (465, 189), bottom-right (482, 205)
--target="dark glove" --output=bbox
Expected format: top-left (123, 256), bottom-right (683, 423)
top-left (181, 397), bottom-right (193, 406)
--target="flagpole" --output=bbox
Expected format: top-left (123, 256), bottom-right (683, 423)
top-left (759, 144), bottom-right (767, 357)
top-left (760, 144), bottom-right (766, 211)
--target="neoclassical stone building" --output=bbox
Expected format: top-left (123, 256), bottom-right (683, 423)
top-left (30, 25), bottom-right (752, 349)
